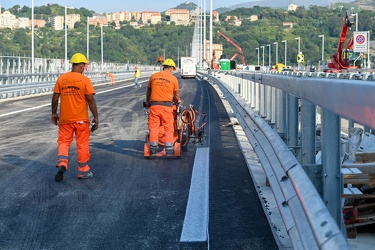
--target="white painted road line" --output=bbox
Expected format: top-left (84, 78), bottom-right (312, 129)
top-left (180, 147), bottom-right (210, 242)
top-left (0, 83), bottom-right (142, 118)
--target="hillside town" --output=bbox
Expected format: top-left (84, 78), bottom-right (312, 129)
top-left (0, 3), bottom-right (221, 30)
top-left (0, 2), bottom-right (301, 30)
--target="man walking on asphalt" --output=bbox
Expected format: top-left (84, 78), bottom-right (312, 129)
top-left (134, 65), bottom-right (141, 88)
top-left (51, 52), bottom-right (99, 182)
top-left (146, 58), bottom-right (180, 156)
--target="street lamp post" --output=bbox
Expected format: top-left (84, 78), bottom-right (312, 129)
top-left (64, 6), bottom-right (74, 72)
top-left (261, 46), bottom-right (265, 67)
top-left (295, 37), bottom-right (301, 70)
top-left (255, 47), bottom-right (259, 65)
top-left (87, 17), bottom-right (89, 62)
top-left (295, 37), bottom-right (300, 53)
top-left (266, 44), bottom-right (271, 68)
top-left (352, 13), bottom-right (358, 32)
top-left (282, 40), bottom-right (287, 66)
top-left (318, 35), bottom-right (324, 61)
top-left (273, 42), bottom-right (278, 64)
top-left (101, 24), bottom-right (106, 71)
top-left (31, 0), bottom-right (34, 75)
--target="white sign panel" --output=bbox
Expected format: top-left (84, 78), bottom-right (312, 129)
top-left (353, 32), bottom-right (368, 53)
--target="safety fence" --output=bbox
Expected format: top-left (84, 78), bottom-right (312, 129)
top-left (0, 71), bottom-right (155, 100)
top-left (199, 70), bottom-right (369, 249)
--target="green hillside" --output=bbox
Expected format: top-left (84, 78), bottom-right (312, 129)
top-left (1, 4), bottom-right (375, 66)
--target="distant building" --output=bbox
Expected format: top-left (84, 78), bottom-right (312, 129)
top-left (50, 16), bottom-right (64, 30)
top-left (204, 40), bottom-right (223, 62)
top-left (50, 14), bottom-right (80, 30)
top-left (107, 11), bottom-right (132, 24)
top-left (132, 12), bottom-right (142, 22)
top-left (90, 14), bottom-right (108, 27)
top-left (166, 9), bottom-right (190, 25)
top-left (30, 19), bottom-right (46, 28)
top-left (250, 15), bottom-right (258, 22)
top-left (225, 15), bottom-right (238, 22)
top-left (0, 10), bottom-right (17, 29)
top-left (17, 17), bottom-right (30, 29)
top-left (288, 4), bottom-right (298, 11)
top-left (283, 22), bottom-right (294, 28)
top-left (142, 11), bottom-right (161, 24)
top-left (212, 11), bottom-right (219, 22)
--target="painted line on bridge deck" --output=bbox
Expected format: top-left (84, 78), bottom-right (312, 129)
top-left (180, 147), bottom-right (210, 242)
top-left (0, 81), bottom-right (146, 118)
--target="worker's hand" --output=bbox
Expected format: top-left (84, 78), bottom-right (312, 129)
top-left (91, 118), bottom-right (99, 132)
top-left (51, 114), bottom-right (59, 125)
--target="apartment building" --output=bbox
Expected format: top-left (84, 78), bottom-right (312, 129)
top-left (132, 12), bottom-right (142, 22)
top-left (142, 11), bottom-right (161, 24)
top-left (107, 11), bottom-right (132, 23)
top-left (89, 14), bottom-right (108, 27)
top-left (0, 10), bottom-right (17, 29)
top-left (50, 14), bottom-right (80, 30)
top-left (166, 9), bottom-right (190, 26)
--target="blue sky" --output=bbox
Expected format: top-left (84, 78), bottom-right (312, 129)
top-left (2, 0), bottom-right (252, 13)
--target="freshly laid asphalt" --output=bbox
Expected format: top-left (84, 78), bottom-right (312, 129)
top-left (0, 75), bottom-right (278, 249)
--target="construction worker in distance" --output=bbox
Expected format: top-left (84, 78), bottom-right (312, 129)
top-left (146, 58), bottom-right (180, 156)
top-left (106, 71), bottom-right (115, 85)
top-left (134, 65), bottom-right (141, 88)
top-left (51, 52), bottom-right (99, 182)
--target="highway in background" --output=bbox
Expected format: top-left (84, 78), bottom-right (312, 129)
top-left (0, 75), bottom-right (277, 249)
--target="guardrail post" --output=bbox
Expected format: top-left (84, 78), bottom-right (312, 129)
top-left (301, 100), bottom-right (316, 165)
top-left (276, 89), bottom-right (287, 140)
top-left (321, 109), bottom-right (344, 232)
top-left (287, 94), bottom-right (299, 149)
top-left (265, 85), bottom-right (272, 123)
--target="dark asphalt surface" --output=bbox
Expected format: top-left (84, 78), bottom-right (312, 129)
top-left (0, 75), bottom-right (277, 249)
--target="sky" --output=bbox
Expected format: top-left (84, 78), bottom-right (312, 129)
top-left (1, 0), bottom-right (253, 13)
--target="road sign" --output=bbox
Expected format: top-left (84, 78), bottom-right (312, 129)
top-left (297, 54), bottom-right (304, 63)
top-left (354, 32), bottom-right (368, 53)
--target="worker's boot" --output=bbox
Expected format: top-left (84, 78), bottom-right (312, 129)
top-left (150, 142), bottom-right (158, 156)
top-left (165, 142), bottom-right (174, 156)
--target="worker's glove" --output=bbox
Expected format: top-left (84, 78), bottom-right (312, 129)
top-left (90, 118), bottom-right (99, 132)
top-left (51, 114), bottom-right (59, 125)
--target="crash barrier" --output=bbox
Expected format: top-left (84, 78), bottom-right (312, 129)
top-left (201, 70), bottom-right (357, 249)
top-left (0, 71), bottom-right (155, 100)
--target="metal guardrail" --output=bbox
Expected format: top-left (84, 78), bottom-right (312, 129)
top-left (202, 70), bottom-right (352, 249)
top-left (0, 71), bottom-right (155, 100)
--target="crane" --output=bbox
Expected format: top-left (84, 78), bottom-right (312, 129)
top-left (217, 31), bottom-right (246, 65)
top-left (326, 12), bottom-right (362, 72)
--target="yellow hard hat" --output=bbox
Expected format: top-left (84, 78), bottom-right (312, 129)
top-left (70, 53), bottom-right (88, 64)
top-left (162, 58), bottom-right (176, 70)
top-left (106, 71), bottom-right (109, 74)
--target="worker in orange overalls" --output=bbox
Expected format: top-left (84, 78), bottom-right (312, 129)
top-left (51, 52), bottom-right (99, 182)
top-left (146, 59), bottom-right (180, 156)
top-left (106, 71), bottom-right (115, 85)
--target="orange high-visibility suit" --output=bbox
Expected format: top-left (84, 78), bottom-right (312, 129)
top-left (53, 72), bottom-right (97, 175)
top-left (106, 72), bottom-right (115, 85)
top-left (146, 71), bottom-right (179, 146)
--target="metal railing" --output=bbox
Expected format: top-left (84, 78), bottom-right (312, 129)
top-left (201, 70), bottom-right (362, 249)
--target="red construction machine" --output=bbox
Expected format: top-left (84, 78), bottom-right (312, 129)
top-left (218, 31), bottom-right (246, 66)
top-left (325, 13), bottom-right (362, 73)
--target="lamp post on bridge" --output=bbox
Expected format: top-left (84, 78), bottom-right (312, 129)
top-left (295, 37), bottom-right (301, 70)
top-left (318, 34), bottom-right (324, 61)
top-left (282, 40), bottom-right (287, 66)
top-left (64, 6), bottom-right (74, 72)
top-left (255, 47), bottom-right (259, 65)
top-left (266, 44), bottom-right (271, 69)
top-left (31, 0), bottom-right (34, 75)
top-left (261, 46), bottom-right (264, 68)
top-left (273, 42), bottom-right (278, 65)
